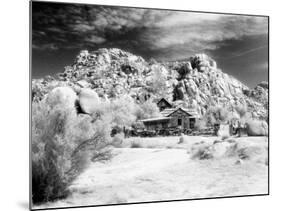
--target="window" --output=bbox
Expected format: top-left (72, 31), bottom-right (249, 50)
top-left (178, 118), bottom-right (182, 126)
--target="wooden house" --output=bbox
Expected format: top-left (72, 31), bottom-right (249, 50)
top-left (140, 107), bottom-right (199, 131)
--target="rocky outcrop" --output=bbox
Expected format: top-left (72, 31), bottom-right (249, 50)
top-left (78, 88), bottom-right (100, 114)
top-left (32, 48), bottom-right (268, 120)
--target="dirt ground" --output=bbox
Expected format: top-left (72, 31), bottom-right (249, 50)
top-left (35, 136), bottom-right (268, 209)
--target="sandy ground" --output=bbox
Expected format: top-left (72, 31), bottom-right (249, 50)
top-left (35, 136), bottom-right (268, 209)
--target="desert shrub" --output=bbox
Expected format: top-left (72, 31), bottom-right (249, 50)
top-left (213, 140), bottom-right (222, 144)
top-left (32, 94), bottom-right (111, 204)
top-left (221, 134), bottom-right (229, 140)
top-left (205, 113), bottom-right (216, 126)
top-left (237, 145), bottom-right (267, 161)
top-left (217, 107), bottom-right (229, 122)
top-left (87, 100), bottom-right (110, 120)
top-left (194, 119), bottom-right (206, 130)
top-left (204, 106), bottom-right (230, 125)
top-left (191, 145), bottom-right (214, 160)
top-left (132, 121), bottom-right (145, 130)
top-left (131, 141), bottom-right (142, 148)
top-left (217, 124), bottom-right (230, 138)
top-left (32, 80), bottom-right (68, 102)
top-left (178, 134), bottom-right (188, 144)
top-left (111, 133), bottom-right (124, 147)
top-left (135, 100), bottom-right (161, 120)
top-left (110, 125), bottom-right (123, 136)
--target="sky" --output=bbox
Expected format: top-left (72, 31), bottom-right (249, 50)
top-left (32, 1), bottom-right (268, 88)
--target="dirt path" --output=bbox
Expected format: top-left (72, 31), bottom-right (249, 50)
top-left (38, 147), bottom-right (268, 209)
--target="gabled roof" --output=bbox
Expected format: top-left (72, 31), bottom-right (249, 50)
top-left (160, 108), bottom-right (176, 116)
top-left (161, 107), bottom-right (200, 118)
top-left (140, 117), bottom-right (171, 123)
top-left (181, 108), bottom-right (200, 118)
top-left (156, 98), bottom-right (172, 107)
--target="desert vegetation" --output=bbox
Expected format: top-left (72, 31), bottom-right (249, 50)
top-left (31, 88), bottom-right (114, 204)
top-left (32, 84), bottom-right (268, 207)
top-left (31, 48), bottom-right (268, 209)
top-left (31, 85), bottom-right (164, 204)
top-left (194, 104), bottom-right (268, 137)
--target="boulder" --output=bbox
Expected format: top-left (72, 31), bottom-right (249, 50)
top-left (257, 81), bottom-right (268, 89)
top-left (209, 60), bottom-right (217, 69)
top-left (76, 80), bottom-right (91, 88)
top-left (246, 120), bottom-right (268, 136)
top-left (78, 88), bottom-right (100, 114)
top-left (45, 86), bottom-right (78, 109)
top-left (32, 48), bottom-right (268, 121)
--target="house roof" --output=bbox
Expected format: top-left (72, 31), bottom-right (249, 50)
top-left (140, 117), bottom-right (172, 123)
top-left (156, 98), bottom-right (172, 107)
top-left (160, 108), bottom-right (176, 116)
top-left (161, 107), bottom-right (200, 118)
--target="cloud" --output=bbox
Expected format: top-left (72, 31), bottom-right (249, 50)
top-left (249, 61), bottom-right (268, 73)
top-left (142, 14), bottom-right (268, 51)
top-left (32, 43), bottom-right (59, 50)
top-left (85, 35), bottom-right (106, 44)
top-left (32, 2), bottom-right (268, 58)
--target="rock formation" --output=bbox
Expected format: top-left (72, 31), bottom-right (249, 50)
top-left (32, 48), bottom-right (268, 120)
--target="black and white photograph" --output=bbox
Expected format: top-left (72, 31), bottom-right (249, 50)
top-left (31, 1), bottom-right (269, 210)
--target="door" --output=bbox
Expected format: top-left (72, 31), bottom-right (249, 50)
top-left (189, 118), bottom-right (195, 129)
top-left (178, 118), bottom-right (183, 129)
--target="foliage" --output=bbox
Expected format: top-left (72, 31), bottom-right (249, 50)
top-left (111, 133), bottom-right (124, 147)
top-left (191, 146), bottom-right (214, 160)
top-left (135, 100), bottom-right (161, 120)
top-left (110, 95), bottom-right (137, 128)
top-left (194, 119), bottom-right (207, 130)
top-left (131, 141), bottom-right (142, 148)
top-left (32, 79), bottom-right (68, 102)
top-left (32, 94), bottom-right (111, 204)
top-left (148, 64), bottom-right (167, 96)
top-left (204, 106), bottom-right (230, 125)
top-left (132, 121), bottom-right (145, 130)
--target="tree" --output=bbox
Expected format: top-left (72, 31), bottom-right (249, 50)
top-left (148, 64), bottom-right (167, 96)
top-left (204, 106), bottom-right (230, 125)
top-left (110, 95), bottom-right (137, 128)
top-left (135, 100), bottom-right (161, 120)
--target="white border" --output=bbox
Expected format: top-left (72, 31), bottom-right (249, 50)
top-left (0, 0), bottom-right (279, 211)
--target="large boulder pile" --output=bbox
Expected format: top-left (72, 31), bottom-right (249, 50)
top-left (32, 48), bottom-right (268, 121)
top-left (171, 54), bottom-right (267, 119)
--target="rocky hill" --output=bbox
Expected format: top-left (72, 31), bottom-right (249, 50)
top-left (32, 48), bottom-right (268, 120)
